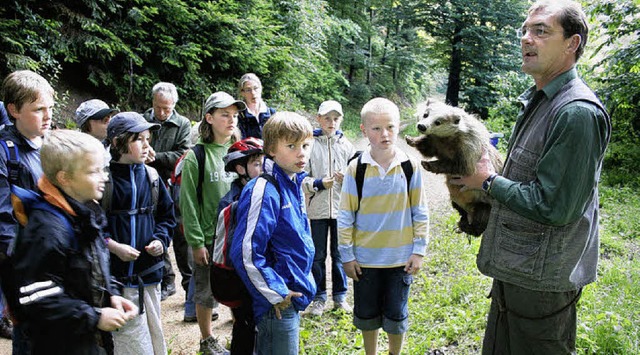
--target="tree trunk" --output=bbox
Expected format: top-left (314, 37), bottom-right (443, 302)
top-left (445, 20), bottom-right (462, 107)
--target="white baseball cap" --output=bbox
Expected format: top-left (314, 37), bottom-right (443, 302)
top-left (317, 100), bottom-right (343, 116)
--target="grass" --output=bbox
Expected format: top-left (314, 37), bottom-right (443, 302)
top-left (299, 185), bottom-right (640, 354)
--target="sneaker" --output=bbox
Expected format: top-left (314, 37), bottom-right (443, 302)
top-left (333, 300), bottom-right (353, 313)
top-left (307, 300), bottom-right (325, 316)
top-left (199, 336), bottom-right (230, 355)
top-left (0, 317), bottom-right (12, 339)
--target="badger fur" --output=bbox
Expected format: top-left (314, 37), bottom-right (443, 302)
top-left (406, 99), bottom-right (503, 236)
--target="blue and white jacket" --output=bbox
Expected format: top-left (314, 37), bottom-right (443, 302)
top-left (230, 158), bottom-right (316, 322)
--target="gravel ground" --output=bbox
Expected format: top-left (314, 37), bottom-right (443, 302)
top-left (0, 133), bottom-right (453, 354)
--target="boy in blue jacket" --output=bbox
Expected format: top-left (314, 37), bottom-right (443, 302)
top-left (230, 112), bottom-right (316, 355)
top-left (104, 112), bottom-right (176, 355)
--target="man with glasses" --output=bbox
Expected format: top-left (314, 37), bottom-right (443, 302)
top-left (143, 82), bottom-right (192, 303)
top-left (452, 1), bottom-right (611, 353)
top-left (237, 73), bottom-right (276, 139)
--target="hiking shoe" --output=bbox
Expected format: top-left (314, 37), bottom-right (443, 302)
top-left (307, 300), bottom-right (325, 316)
top-left (199, 336), bottom-right (229, 355)
top-left (0, 317), bottom-right (12, 339)
top-left (333, 300), bottom-right (353, 313)
top-left (160, 282), bottom-right (177, 301)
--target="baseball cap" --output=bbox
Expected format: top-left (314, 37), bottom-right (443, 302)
top-left (107, 112), bottom-right (160, 141)
top-left (317, 100), bottom-right (343, 116)
top-left (203, 92), bottom-right (246, 117)
top-left (75, 99), bottom-right (119, 128)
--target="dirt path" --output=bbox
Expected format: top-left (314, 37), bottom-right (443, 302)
top-left (0, 133), bottom-right (453, 355)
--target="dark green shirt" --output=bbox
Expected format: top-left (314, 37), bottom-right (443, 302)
top-left (490, 68), bottom-right (610, 226)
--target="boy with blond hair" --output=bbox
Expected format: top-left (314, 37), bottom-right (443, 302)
top-left (230, 112), bottom-right (316, 355)
top-left (338, 97), bottom-right (429, 355)
top-left (9, 129), bottom-right (137, 353)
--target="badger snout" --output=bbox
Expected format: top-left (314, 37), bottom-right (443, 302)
top-left (417, 123), bottom-right (427, 132)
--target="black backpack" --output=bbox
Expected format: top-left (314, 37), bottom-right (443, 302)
top-left (209, 173), bottom-right (279, 308)
top-left (354, 153), bottom-right (414, 210)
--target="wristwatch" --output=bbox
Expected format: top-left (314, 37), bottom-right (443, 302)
top-left (482, 173), bottom-right (498, 192)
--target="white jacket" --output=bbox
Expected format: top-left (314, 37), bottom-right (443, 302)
top-left (303, 130), bottom-right (356, 219)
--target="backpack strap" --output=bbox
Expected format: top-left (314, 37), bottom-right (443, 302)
top-left (101, 165), bottom-right (160, 216)
top-left (1, 139), bottom-right (20, 185)
top-left (355, 154), bottom-right (366, 211)
top-left (11, 185), bottom-right (76, 249)
top-left (400, 159), bottom-right (414, 202)
top-left (355, 155), bottom-right (414, 211)
top-left (193, 144), bottom-right (206, 205)
top-left (144, 165), bottom-right (160, 215)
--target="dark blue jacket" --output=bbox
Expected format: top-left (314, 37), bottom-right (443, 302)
top-left (0, 125), bottom-right (43, 255)
top-left (10, 178), bottom-right (115, 354)
top-left (105, 163), bottom-right (175, 286)
top-left (238, 107), bottom-right (276, 139)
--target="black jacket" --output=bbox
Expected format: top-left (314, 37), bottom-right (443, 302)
top-left (10, 178), bottom-right (115, 354)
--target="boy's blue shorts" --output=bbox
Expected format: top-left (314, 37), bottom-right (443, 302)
top-left (353, 266), bottom-right (413, 334)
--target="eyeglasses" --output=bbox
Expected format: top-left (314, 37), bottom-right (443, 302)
top-left (241, 86), bottom-right (261, 93)
top-left (516, 24), bottom-right (555, 39)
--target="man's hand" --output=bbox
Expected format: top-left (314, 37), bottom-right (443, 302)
top-left (343, 260), bottom-right (362, 281)
top-left (449, 149), bottom-right (497, 191)
top-left (404, 254), bottom-right (424, 275)
top-left (274, 291), bottom-right (302, 319)
top-left (193, 246), bottom-right (209, 266)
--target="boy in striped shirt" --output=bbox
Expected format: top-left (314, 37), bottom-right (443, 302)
top-left (338, 97), bottom-right (429, 355)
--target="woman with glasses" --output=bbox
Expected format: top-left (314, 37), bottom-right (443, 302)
top-left (237, 73), bottom-right (276, 139)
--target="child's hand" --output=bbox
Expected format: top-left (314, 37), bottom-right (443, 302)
top-left (145, 240), bottom-right (164, 256)
top-left (96, 307), bottom-right (127, 332)
top-left (145, 146), bottom-right (156, 164)
top-left (108, 240), bottom-right (140, 262)
top-left (193, 246), bottom-right (209, 266)
top-left (110, 295), bottom-right (139, 321)
top-left (404, 254), bottom-right (424, 275)
top-left (322, 176), bottom-right (335, 189)
top-left (343, 260), bottom-right (362, 281)
top-left (333, 172), bottom-right (344, 184)
top-left (274, 291), bottom-right (302, 319)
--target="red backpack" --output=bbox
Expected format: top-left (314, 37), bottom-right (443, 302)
top-left (209, 174), bottom-right (279, 308)
top-left (169, 144), bottom-right (205, 211)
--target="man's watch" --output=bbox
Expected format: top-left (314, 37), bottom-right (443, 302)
top-left (482, 173), bottom-right (498, 192)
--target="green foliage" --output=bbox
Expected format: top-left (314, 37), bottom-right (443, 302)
top-left (582, 0), bottom-right (640, 188)
top-left (412, 0), bottom-right (526, 117)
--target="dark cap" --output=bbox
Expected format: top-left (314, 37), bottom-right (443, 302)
top-left (75, 99), bottom-right (119, 127)
top-left (107, 112), bottom-right (160, 141)
top-left (203, 92), bottom-right (246, 117)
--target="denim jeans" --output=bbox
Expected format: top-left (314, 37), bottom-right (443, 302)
top-left (256, 305), bottom-right (299, 355)
top-left (353, 267), bottom-right (412, 334)
top-left (184, 276), bottom-right (196, 318)
top-left (310, 219), bottom-right (348, 302)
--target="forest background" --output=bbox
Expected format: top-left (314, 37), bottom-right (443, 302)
top-left (1, 0), bottom-right (639, 353)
